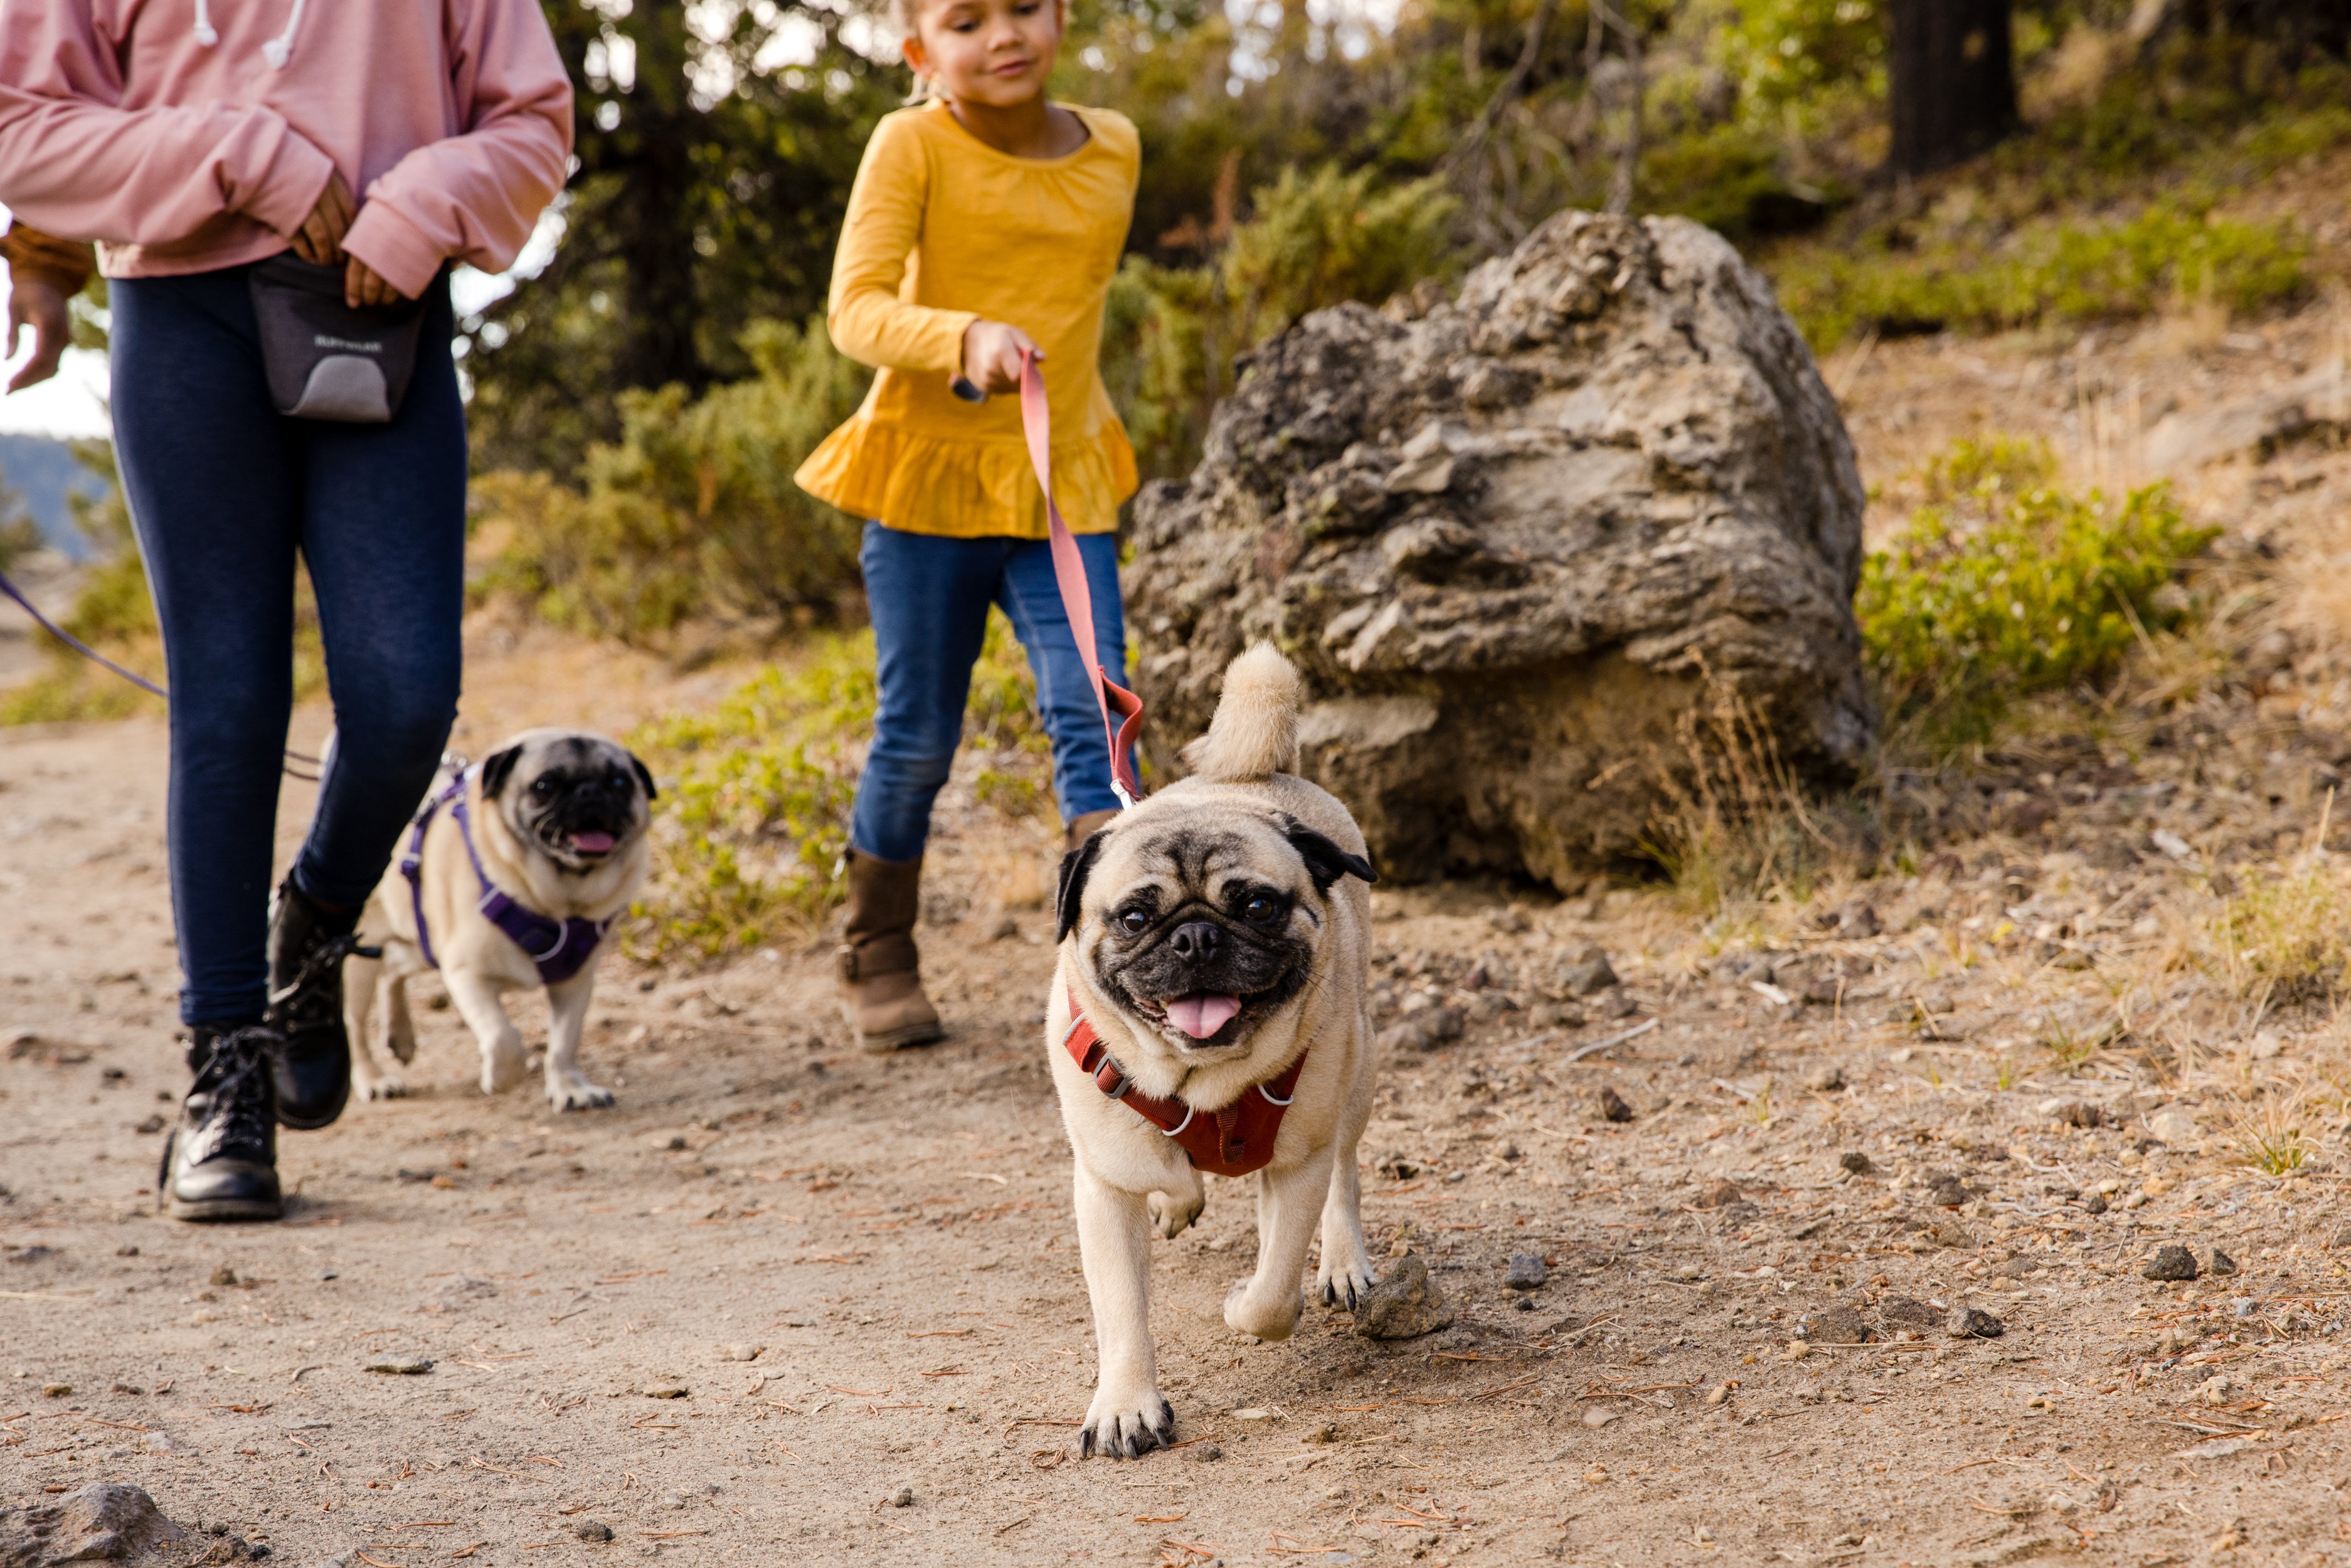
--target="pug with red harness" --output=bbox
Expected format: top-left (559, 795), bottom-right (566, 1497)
top-left (1048, 645), bottom-right (1381, 1458)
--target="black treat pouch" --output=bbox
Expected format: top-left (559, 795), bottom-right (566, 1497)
top-left (248, 254), bottom-right (437, 423)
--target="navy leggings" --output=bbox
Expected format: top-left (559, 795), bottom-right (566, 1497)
top-left (110, 264), bottom-right (466, 1027)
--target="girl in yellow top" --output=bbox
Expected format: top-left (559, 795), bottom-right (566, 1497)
top-left (795, 0), bottom-right (1138, 1051)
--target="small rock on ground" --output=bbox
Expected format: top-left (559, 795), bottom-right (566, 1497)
top-left (364, 1353), bottom-right (433, 1375)
top-left (1877, 1296), bottom-right (1940, 1333)
top-left (1800, 1305), bottom-right (1873, 1344)
top-left (1835, 902), bottom-right (1879, 938)
top-left (2143, 1245), bottom-right (2200, 1281)
top-left (1839, 1152), bottom-right (1876, 1175)
top-left (1377, 1006), bottom-right (1466, 1054)
top-left (2206, 1248), bottom-right (2238, 1276)
top-left (1597, 1086), bottom-right (1635, 1123)
top-left (1923, 1173), bottom-right (1975, 1207)
top-left (1948, 1306), bottom-right (2005, 1339)
top-left (1352, 1253), bottom-right (1455, 1340)
top-left (1561, 948), bottom-right (1620, 996)
top-left (1695, 1179), bottom-right (1743, 1209)
top-left (1504, 1253), bottom-right (1547, 1290)
top-left (573, 1521), bottom-right (614, 1542)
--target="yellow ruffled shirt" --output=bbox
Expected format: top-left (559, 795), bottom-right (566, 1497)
top-left (794, 101), bottom-right (1141, 538)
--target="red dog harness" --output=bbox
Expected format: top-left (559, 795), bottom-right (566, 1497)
top-left (1061, 993), bottom-right (1306, 1178)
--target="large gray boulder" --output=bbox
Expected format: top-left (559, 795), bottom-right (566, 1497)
top-left (1125, 211), bottom-right (1872, 886)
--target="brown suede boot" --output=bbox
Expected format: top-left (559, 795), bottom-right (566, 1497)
top-left (1065, 809), bottom-right (1119, 852)
top-left (837, 851), bottom-right (945, 1053)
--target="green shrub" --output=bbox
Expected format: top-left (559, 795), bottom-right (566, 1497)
top-left (1716, 0), bottom-right (1884, 121)
top-left (1775, 201), bottom-right (2309, 349)
top-left (1104, 163), bottom-right (1460, 480)
top-left (626, 611), bottom-right (1047, 961)
top-left (474, 317), bottom-right (871, 644)
top-left (1857, 437), bottom-right (2218, 753)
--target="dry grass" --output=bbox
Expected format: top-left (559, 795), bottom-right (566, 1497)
top-left (2224, 1085), bottom-right (2313, 1176)
top-left (2211, 795), bottom-right (2351, 1007)
top-left (1642, 671), bottom-right (1845, 916)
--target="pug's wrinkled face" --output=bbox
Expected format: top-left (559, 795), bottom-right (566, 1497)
top-left (1058, 812), bottom-right (1374, 1054)
top-left (479, 729), bottom-right (657, 875)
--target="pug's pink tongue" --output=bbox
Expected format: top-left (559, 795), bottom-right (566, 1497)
top-left (1166, 994), bottom-right (1242, 1039)
top-left (569, 831), bottom-right (616, 854)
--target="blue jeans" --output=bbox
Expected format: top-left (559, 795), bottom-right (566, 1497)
top-left (851, 521), bottom-right (1128, 862)
top-left (110, 264), bottom-right (467, 1026)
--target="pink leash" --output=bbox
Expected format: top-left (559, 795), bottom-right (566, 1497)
top-left (1016, 349), bottom-right (1145, 807)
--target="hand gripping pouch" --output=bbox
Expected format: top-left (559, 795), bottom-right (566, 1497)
top-left (248, 254), bottom-right (436, 423)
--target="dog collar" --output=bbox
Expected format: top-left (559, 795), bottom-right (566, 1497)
top-left (1060, 989), bottom-right (1305, 1179)
top-left (398, 766), bottom-right (618, 986)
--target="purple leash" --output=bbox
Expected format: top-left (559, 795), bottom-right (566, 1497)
top-left (0, 564), bottom-right (167, 697)
top-left (0, 564), bottom-right (321, 778)
top-left (398, 765), bottom-right (617, 986)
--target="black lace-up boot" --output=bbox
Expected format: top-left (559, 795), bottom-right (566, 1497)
top-left (263, 875), bottom-right (360, 1130)
top-left (161, 1024), bottom-right (284, 1222)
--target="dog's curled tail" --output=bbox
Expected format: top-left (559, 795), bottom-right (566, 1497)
top-left (1179, 643), bottom-right (1302, 781)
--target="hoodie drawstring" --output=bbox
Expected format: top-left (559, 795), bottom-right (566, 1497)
top-left (262, 0), bottom-right (306, 67)
top-left (192, 0), bottom-right (309, 67)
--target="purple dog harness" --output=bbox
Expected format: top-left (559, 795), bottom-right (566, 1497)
top-left (398, 767), bottom-right (617, 986)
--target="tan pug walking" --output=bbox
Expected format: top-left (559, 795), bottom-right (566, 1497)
top-left (343, 729), bottom-right (654, 1112)
top-left (1046, 645), bottom-right (1381, 1458)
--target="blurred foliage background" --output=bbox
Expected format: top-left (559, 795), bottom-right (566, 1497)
top-left (443, 0), bottom-right (2350, 645)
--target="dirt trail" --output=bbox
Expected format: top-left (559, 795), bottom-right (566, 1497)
top-left (11, 304), bottom-right (2351, 1565)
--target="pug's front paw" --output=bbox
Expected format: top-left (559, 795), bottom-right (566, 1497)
top-left (1317, 1247), bottom-right (1379, 1310)
top-left (357, 1073), bottom-right (408, 1102)
top-left (1080, 1384), bottom-right (1174, 1459)
top-left (1147, 1189), bottom-right (1202, 1239)
top-left (480, 1037), bottom-right (529, 1095)
top-left (1224, 1276), bottom-right (1303, 1343)
top-left (548, 1071), bottom-right (615, 1112)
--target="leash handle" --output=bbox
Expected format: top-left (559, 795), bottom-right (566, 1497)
top-left (1017, 348), bottom-right (1144, 808)
top-left (0, 564), bottom-right (167, 698)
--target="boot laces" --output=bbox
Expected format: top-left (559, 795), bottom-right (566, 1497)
top-left (270, 931), bottom-right (363, 1034)
top-left (191, 1025), bottom-right (280, 1159)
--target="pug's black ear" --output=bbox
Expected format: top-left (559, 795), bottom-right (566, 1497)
top-left (479, 744), bottom-right (525, 800)
top-left (627, 750), bottom-right (658, 802)
top-left (1285, 822), bottom-right (1377, 891)
top-left (1055, 830), bottom-right (1108, 945)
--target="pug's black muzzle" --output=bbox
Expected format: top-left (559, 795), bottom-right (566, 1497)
top-left (528, 778), bottom-right (641, 864)
top-left (1107, 911), bottom-right (1309, 1047)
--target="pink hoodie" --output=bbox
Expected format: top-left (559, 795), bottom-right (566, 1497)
top-left (0, 0), bottom-right (573, 299)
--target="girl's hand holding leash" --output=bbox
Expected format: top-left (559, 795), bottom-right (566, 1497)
top-left (960, 319), bottom-right (1041, 396)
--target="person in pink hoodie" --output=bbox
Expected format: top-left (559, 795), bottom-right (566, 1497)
top-left (0, 0), bottom-right (573, 1222)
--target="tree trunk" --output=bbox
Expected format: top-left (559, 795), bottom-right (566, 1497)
top-left (1886, 0), bottom-right (2019, 178)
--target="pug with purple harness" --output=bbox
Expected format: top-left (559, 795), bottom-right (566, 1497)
top-left (343, 729), bottom-right (655, 1111)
